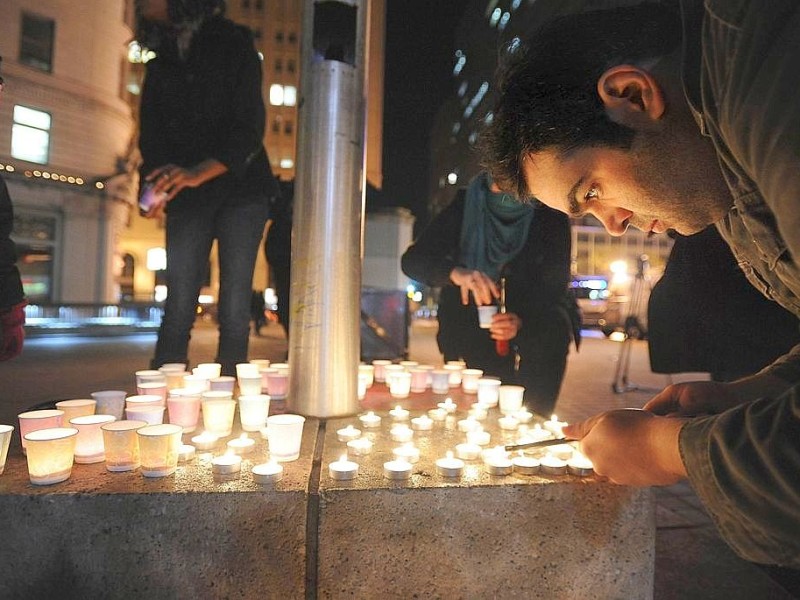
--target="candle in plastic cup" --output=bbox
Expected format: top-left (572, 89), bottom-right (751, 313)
top-left (461, 369), bottom-right (484, 394)
top-left (18, 409), bottom-right (64, 455)
top-left (71, 414), bottom-right (116, 464)
top-left (443, 364), bottom-right (463, 387)
top-left (238, 374), bottom-right (263, 396)
top-left (236, 362), bottom-right (260, 379)
top-left (136, 381), bottom-right (168, 403)
top-left (408, 368), bottom-right (429, 393)
top-left (477, 305), bottom-right (498, 329)
top-left (476, 377), bottom-right (501, 407)
top-left (389, 371), bottom-right (412, 399)
top-left (266, 414), bottom-right (305, 462)
top-left (238, 394), bottom-right (271, 432)
top-left (258, 367), bottom-right (277, 394)
top-left (91, 390), bottom-right (127, 420)
top-left (137, 424), bottom-right (182, 478)
top-left (24, 427), bottom-right (78, 485)
top-left (159, 363), bottom-right (187, 373)
top-left (383, 364), bottom-right (405, 388)
top-left (183, 374), bottom-right (209, 393)
top-left (163, 370), bottom-right (190, 391)
top-left (266, 371), bottom-right (289, 400)
top-left (102, 420), bottom-right (147, 472)
top-left (0, 424), bottom-right (13, 475)
top-left (430, 369), bottom-right (450, 394)
top-left (166, 392), bottom-right (201, 433)
top-left (358, 364), bottom-right (374, 388)
top-left (196, 363), bottom-right (222, 379)
top-left (135, 369), bottom-right (162, 386)
top-left (125, 405), bottom-right (165, 425)
top-left (125, 394), bottom-right (164, 409)
top-left (498, 385), bottom-right (525, 415)
top-left (357, 373), bottom-right (370, 400)
top-left (210, 376), bottom-right (236, 393)
top-left (55, 399), bottom-right (97, 423)
top-left (371, 359), bottom-right (392, 383)
top-left (202, 397), bottom-right (236, 437)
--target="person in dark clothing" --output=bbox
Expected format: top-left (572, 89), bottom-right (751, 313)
top-left (402, 172), bottom-right (580, 416)
top-left (265, 180), bottom-right (292, 338)
top-left (137, 0), bottom-right (278, 376)
top-left (0, 58), bottom-right (26, 361)
top-left (648, 227), bottom-right (800, 382)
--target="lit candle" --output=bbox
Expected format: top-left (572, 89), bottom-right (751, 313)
top-left (211, 451), bottom-right (242, 475)
top-left (455, 442), bottom-right (482, 460)
top-left (336, 425), bottom-right (362, 443)
top-left (410, 415), bottom-right (434, 431)
top-left (498, 415), bottom-right (520, 431)
top-left (484, 451), bottom-right (513, 476)
top-left (383, 457), bottom-right (412, 480)
top-left (467, 405), bottom-right (488, 421)
top-left (540, 453), bottom-right (568, 476)
top-left (567, 452), bottom-right (594, 477)
top-left (512, 452), bottom-right (540, 475)
top-left (227, 433), bottom-right (255, 455)
top-left (358, 411), bottom-right (382, 429)
top-left (466, 427), bottom-right (491, 447)
top-left (543, 414), bottom-right (568, 436)
top-left (389, 405), bottom-right (410, 421)
top-left (190, 431), bottom-right (219, 451)
top-left (437, 398), bottom-right (458, 413)
top-left (177, 443), bottom-right (196, 463)
top-left (329, 454), bottom-right (359, 480)
top-left (517, 423), bottom-right (552, 445)
top-left (513, 409), bottom-right (534, 424)
top-left (436, 451), bottom-right (464, 477)
top-left (346, 437), bottom-right (374, 456)
top-left (457, 417), bottom-right (480, 433)
top-left (252, 460), bottom-right (283, 484)
top-left (392, 443), bottom-right (420, 464)
top-left (549, 443), bottom-right (574, 461)
top-left (427, 408), bottom-right (448, 422)
top-left (390, 424), bottom-right (414, 443)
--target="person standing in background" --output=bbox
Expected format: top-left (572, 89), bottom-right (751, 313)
top-left (0, 58), bottom-right (27, 361)
top-left (137, 0), bottom-right (279, 376)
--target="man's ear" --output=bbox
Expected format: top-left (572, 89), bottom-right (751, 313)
top-left (597, 65), bottom-right (665, 124)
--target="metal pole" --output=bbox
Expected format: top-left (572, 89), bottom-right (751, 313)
top-left (288, 0), bottom-right (368, 417)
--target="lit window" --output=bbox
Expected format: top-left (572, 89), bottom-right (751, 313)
top-left (20, 13), bottom-right (55, 72)
top-left (447, 172), bottom-right (458, 185)
top-left (453, 55), bottom-right (466, 76)
top-left (12, 105), bottom-right (51, 165)
top-left (451, 122), bottom-right (461, 135)
top-left (146, 248), bottom-right (167, 271)
top-left (489, 8), bottom-right (502, 27)
top-left (511, 0), bottom-right (521, 10)
top-left (280, 158), bottom-right (294, 169)
top-left (127, 40), bottom-right (156, 64)
top-left (283, 86), bottom-right (297, 106)
top-left (269, 84), bottom-right (284, 105)
top-left (499, 12), bottom-right (511, 31)
top-left (458, 81), bottom-right (468, 98)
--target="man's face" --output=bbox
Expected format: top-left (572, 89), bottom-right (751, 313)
top-left (521, 132), bottom-right (731, 236)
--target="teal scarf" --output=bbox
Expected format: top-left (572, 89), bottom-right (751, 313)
top-left (459, 173), bottom-right (534, 281)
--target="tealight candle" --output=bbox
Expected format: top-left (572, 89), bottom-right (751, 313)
top-left (252, 460), bottom-right (283, 484)
top-left (540, 453), bottom-right (568, 476)
top-left (392, 443), bottom-right (420, 464)
top-left (514, 409), bottom-right (534, 424)
top-left (567, 452), bottom-right (594, 477)
top-left (388, 405), bottom-right (410, 421)
top-left (484, 453), bottom-right (513, 476)
top-left (437, 398), bottom-right (458, 413)
top-left (329, 454), bottom-right (359, 480)
top-left (468, 403), bottom-right (488, 420)
top-left (390, 424), bottom-right (414, 443)
top-left (549, 443), bottom-right (574, 461)
top-left (455, 442), bottom-right (482, 460)
top-left (359, 411), bottom-right (382, 429)
top-left (543, 414), bottom-right (568, 436)
top-left (498, 415), bottom-right (520, 431)
top-left (383, 457), bottom-right (412, 480)
top-left (436, 451), bottom-right (465, 477)
top-left (466, 427), bottom-right (491, 446)
top-left (178, 443), bottom-right (196, 463)
top-left (410, 415), bottom-right (433, 431)
top-left (457, 417), bottom-right (480, 433)
top-left (427, 408), bottom-right (448, 422)
top-left (517, 423), bottom-right (552, 444)
top-left (346, 437), bottom-right (374, 456)
top-left (191, 431), bottom-right (219, 451)
top-left (336, 425), bottom-right (362, 442)
top-left (227, 433), bottom-right (256, 455)
top-left (512, 452), bottom-right (540, 475)
top-left (211, 451), bottom-right (242, 475)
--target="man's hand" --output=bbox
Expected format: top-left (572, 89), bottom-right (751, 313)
top-left (449, 267), bottom-right (499, 306)
top-left (0, 300), bottom-right (26, 361)
top-left (490, 312), bottom-right (521, 341)
top-left (644, 381), bottom-right (742, 416)
top-left (142, 159), bottom-right (230, 218)
top-left (562, 409), bottom-right (687, 486)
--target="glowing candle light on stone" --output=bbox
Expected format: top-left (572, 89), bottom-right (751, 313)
top-left (512, 452), bottom-right (540, 475)
top-left (329, 454), bottom-right (359, 480)
top-left (437, 398), bottom-right (458, 413)
top-left (410, 415), bottom-right (433, 431)
top-left (346, 437), bottom-right (373, 456)
top-left (389, 405), bottom-right (410, 421)
top-left (392, 443), bottom-right (420, 464)
top-left (211, 450), bottom-right (242, 475)
top-left (436, 451), bottom-right (464, 477)
top-left (336, 425), bottom-right (361, 443)
top-left (383, 457), bottom-right (412, 480)
top-left (567, 452), bottom-right (594, 477)
top-left (543, 414), bottom-right (568, 436)
top-left (358, 411), bottom-right (382, 429)
top-left (252, 460), bottom-right (283, 484)
top-left (227, 433), bottom-right (255, 455)
top-left (191, 431), bottom-right (219, 451)
top-left (540, 453), bottom-right (568, 476)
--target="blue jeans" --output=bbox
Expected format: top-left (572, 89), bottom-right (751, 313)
top-left (152, 200), bottom-right (269, 376)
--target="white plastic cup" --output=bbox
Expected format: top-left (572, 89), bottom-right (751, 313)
top-left (358, 364), bottom-right (375, 388)
top-left (266, 371), bottom-right (289, 400)
top-left (18, 409), bottom-right (65, 455)
top-left (124, 405), bottom-right (165, 425)
top-left (431, 369), bottom-right (450, 394)
top-left (498, 385), bottom-right (525, 415)
top-left (137, 424), bottom-right (183, 477)
top-left (372, 359), bottom-right (392, 383)
top-left (91, 390), bottom-right (127, 421)
top-left (236, 363), bottom-right (261, 379)
top-left (266, 414), bottom-right (305, 462)
top-left (55, 399), bottom-right (97, 423)
top-left (125, 394), bottom-right (164, 409)
top-left (71, 414), bottom-right (116, 464)
top-left (389, 371), bottom-right (412, 399)
top-left (477, 377), bottom-right (502, 407)
top-left (461, 368), bottom-right (484, 394)
top-left (0, 424), bottom-right (14, 475)
top-left (24, 427), bottom-right (78, 485)
top-left (202, 397), bottom-right (236, 437)
top-left (443, 364), bottom-right (463, 387)
top-left (238, 374), bottom-right (263, 396)
top-left (477, 305), bottom-right (498, 329)
top-left (238, 394), bottom-right (271, 432)
top-left (102, 420), bottom-right (148, 472)
top-left (195, 363), bottom-right (222, 379)
top-left (210, 376), bottom-right (236, 393)
top-left (136, 381), bottom-right (168, 403)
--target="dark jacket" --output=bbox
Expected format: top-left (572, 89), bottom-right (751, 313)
top-left (139, 16), bottom-right (279, 211)
top-left (0, 176), bottom-right (24, 310)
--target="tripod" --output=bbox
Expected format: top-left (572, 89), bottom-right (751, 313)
top-left (611, 254), bottom-right (658, 394)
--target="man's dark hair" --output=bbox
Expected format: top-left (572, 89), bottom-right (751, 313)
top-left (479, 3), bottom-right (681, 199)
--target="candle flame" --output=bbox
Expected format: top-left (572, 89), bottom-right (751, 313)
top-left (339, 454), bottom-right (348, 463)
top-left (239, 433), bottom-right (248, 441)
top-left (446, 451), bottom-right (454, 459)
top-left (550, 414), bottom-right (558, 421)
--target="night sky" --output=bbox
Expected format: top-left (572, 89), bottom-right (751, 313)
top-left (381, 0), bottom-right (467, 226)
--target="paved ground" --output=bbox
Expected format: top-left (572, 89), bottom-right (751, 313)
top-left (0, 318), bottom-right (795, 599)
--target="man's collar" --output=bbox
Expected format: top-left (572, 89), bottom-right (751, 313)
top-left (680, 0), bottom-right (709, 136)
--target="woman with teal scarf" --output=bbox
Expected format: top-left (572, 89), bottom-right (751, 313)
top-left (402, 173), bottom-right (579, 415)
